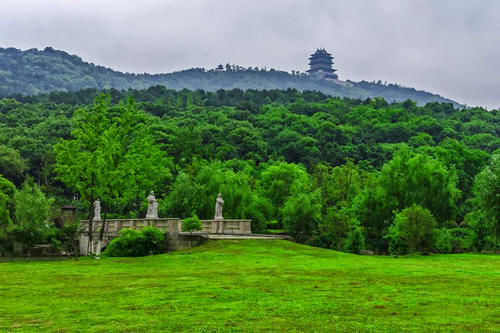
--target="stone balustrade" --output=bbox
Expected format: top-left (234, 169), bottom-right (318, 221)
top-left (81, 218), bottom-right (181, 235)
top-left (79, 218), bottom-right (252, 255)
top-left (81, 218), bottom-right (251, 235)
top-left (199, 219), bottom-right (252, 235)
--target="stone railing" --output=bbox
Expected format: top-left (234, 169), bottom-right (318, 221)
top-left (80, 218), bottom-right (181, 235)
top-left (79, 218), bottom-right (252, 255)
top-left (199, 219), bottom-right (252, 235)
top-left (80, 218), bottom-right (251, 235)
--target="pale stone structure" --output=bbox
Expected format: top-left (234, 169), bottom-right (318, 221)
top-left (78, 192), bottom-right (255, 255)
top-left (214, 193), bottom-right (224, 220)
top-left (92, 199), bottom-right (101, 221)
top-left (146, 191), bottom-right (158, 219)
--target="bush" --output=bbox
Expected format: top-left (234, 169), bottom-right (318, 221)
top-left (387, 204), bottom-right (437, 255)
top-left (103, 227), bottom-right (165, 257)
top-left (434, 228), bottom-right (474, 253)
top-left (345, 227), bottom-right (365, 254)
top-left (434, 228), bottom-right (453, 253)
top-left (182, 215), bottom-right (202, 233)
top-left (465, 211), bottom-right (492, 251)
top-left (9, 182), bottom-right (54, 252)
top-left (50, 222), bottom-right (82, 256)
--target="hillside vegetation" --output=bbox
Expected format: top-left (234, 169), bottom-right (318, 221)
top-left (0, 240), bottom-right (499, 331)
top-left (0, 47), bottom-right (460, 106)
top-left (0, 87), bottom-right (499, 255)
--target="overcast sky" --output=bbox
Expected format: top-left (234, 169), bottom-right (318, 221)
top-left (1, 0), bottom-right (499, 108)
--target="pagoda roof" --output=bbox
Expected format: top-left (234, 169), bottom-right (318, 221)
top-left (310, 48), bottom-right (332, 58)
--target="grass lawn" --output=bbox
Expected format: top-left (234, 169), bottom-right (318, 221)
top-left (0, 240), bottom-right (499, 332)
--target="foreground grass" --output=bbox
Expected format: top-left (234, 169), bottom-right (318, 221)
top-left (0, 240), bottom-right (499, 332)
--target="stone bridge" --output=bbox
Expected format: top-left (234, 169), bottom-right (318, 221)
top-left (79, 218), bottom-right (252, 255)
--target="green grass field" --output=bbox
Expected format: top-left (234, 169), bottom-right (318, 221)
top-left (0, 240), bottom-right (499, 332)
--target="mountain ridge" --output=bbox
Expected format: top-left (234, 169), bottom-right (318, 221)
top-left (0, 47), bottom-right (462, 107)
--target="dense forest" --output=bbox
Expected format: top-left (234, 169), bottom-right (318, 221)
top-left (0, 47), bottom-right (461, 107)
top-left (0, 86), bottom-right (499, 255)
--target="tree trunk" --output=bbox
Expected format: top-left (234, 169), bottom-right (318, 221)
top-left (96, 205), bottom-right (108, 256)
top-left (87, 196), bottom-right (95, 255)
top-left (496, 230), bottom-right (498, 255)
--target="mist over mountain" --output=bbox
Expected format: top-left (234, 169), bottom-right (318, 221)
top-left (0, 47), bottom-right (461, 106)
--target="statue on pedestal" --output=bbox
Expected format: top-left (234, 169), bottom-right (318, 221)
top-left (146, 191), bottom-right (158, 219)
top-left (93, 199), bottom-right (101, 221)
top-left (214, 193), bottom-right (224, 220)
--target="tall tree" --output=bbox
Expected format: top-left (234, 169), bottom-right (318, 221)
top-left (353, 146), bottom-right (461, 251)
top-left (54, 94), bottom-right (171, 254)
top-left (473, 154), bottom-right (500, 253)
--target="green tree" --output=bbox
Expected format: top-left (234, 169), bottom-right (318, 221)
top-left (261, 162), bottom-right (312, 223)
top-left (345, 227), bottom-right (365, 254)
top-left (9, 182), bottom-right (54, 253)
top-left (0, 175), bottom-right (16, 252)
top-left (473, 154), bottom-right (500, 253)
top-left (0, 175), bottom-right (15, 222)
top-left (353, 146), bottom-right (460, 251)
top-left (0, 145), bottom-right (27, 186)
top-left (54, 95), bottom-right (171, 254)
top-left (282, 191), bottom-right (322, 243)
top-left (194, 162), bottom-right (253, 220)
top-left (315, 207), bottom-right (352, 250)
top-left (164, 172), bottom-right (199, 218)
top-left (387, 204), bottom-right (437, 255)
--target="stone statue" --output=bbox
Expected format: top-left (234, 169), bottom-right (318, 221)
top-left (93, 199), bottom-right (101, 221)
top-left (214, 193), bottom-right (224, 220)
top-left (146, 191), bottom-right (158, 219)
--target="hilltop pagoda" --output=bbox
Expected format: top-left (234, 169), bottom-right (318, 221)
top-left (307, 48), bottom-right (338, 79)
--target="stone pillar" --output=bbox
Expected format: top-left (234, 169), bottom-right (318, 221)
top-left (218, 220), bottom-right (225, 234)
top-left (168, 219), bottom-right (180, 233)
top-left (79, 234), bottom-right (89, 255)
top-left (239, 220), bottom-right (252, 234)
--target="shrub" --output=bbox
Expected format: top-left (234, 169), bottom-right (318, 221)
top-left (434, 228), bottom-right (453, 253)
top-left (182, 215), bottom-right (202, 233)
top-left (103, 227), bottom-right (165, 257)
top-left (387, 204), bottom-right (437, 255)
top-left (434, 228), bottom-right (474, 253)
top-left (465, 211), bottom-right (492, 251)
top-left (345, 227), bottom-right (365, 254)
top-left (9, 182), bottom-right (54, 252)
top-left (50, 222), bottom-right (82, 256)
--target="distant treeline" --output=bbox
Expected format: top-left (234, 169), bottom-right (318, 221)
top-left (0, 47), bottom-right (460, 106)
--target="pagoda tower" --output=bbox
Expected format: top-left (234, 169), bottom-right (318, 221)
top-left (307, 48), bottom-right (338, 79)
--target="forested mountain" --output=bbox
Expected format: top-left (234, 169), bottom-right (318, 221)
top-left (0, 47), bottom-right (461, 106)
top-left (1, 87), bottom-right (499, 254)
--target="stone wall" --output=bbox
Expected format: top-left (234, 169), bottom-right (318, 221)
top-left (166, 233), bottom-right (207, 252)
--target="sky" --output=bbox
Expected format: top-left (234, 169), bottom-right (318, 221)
top-left (1, 0), bottom-right (499, 109)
